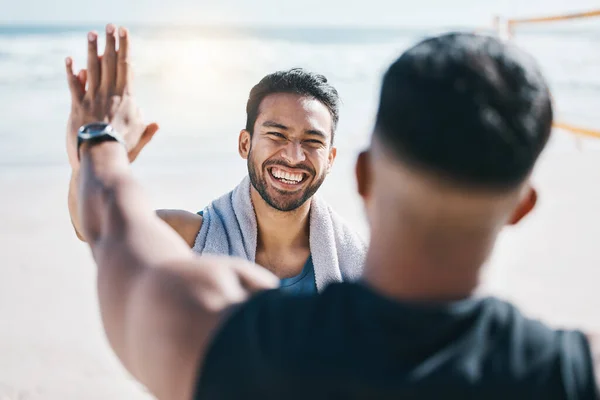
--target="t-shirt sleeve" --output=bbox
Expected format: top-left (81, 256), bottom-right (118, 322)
top-left (494, 300), bottom-right (599, 400)
top-left (556, 330), bottom-right (599, 399)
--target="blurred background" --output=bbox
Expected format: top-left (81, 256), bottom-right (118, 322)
top-left (1, 0), bottom-right (600, 398)
top-left (1, 0), bottom-right (600, 170)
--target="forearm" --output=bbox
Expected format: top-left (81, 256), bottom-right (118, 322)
top-left (79, 141), bottom-right (192, 257)
top-left (73, 158), bottom-right (196, 245)
top-left (68, 26), bottom-right (235, 399)
top-left (79, 141), bottom-right (276, 400)
top-left (78, 141), bottom-right (132, 244)
top-left (68, 168), bottom-right (87, 241)
top-left (78, 141), bottom-right (198, 382)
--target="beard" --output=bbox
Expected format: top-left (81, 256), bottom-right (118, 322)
top-left (247, 149), bottom-right (326, 212)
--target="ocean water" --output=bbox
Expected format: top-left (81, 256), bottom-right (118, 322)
top-left (0, 24), bottom-right (599, 171)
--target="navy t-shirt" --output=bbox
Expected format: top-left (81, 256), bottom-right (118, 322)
top-left (195, 282), bottom-right (598, 399)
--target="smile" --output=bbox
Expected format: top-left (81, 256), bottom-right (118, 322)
top-left (268, 166), bottom-right (308, 186)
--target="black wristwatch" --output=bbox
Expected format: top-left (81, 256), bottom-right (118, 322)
top-left (77, 122), bottom-right (126, 159)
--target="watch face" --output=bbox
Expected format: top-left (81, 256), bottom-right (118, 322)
top-left (78, 123), bottom-right (112, 139)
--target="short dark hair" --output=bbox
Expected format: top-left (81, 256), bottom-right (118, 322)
top-left (246, 68), bottom-right (340, 142)
top-left (374, 32), bottom-right (553, 189)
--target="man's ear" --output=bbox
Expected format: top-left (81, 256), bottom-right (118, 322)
top-left (327, 147), bottom-right (337, 174)
top-left (355, 150), bottom-right (371, 199)
top-left (508, 186), bottom-right (537, 225)
top-left (238, 130), bottom-right (251, 159)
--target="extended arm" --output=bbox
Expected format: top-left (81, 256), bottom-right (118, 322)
top-left (64, 26), bottom-right (201, 246)
top-left (68, 25), bottom-right (277, 400)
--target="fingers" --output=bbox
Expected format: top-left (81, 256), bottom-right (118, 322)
top-left (82, 25), bottom-right (130, 98)
top-left (86, 31), bottom-right (100, 97)
top-left (100, 24), bottom-right (118, 95)
top-left (116, 26), bottom-right (131, 95)
top-left (232, 261), bottom-right (279, 292)
top-left (65, 57), bottom-right (84, 103)
top-left (144, 122), bottom-right (160, 138)
top-left (127, 123), bottom-right (159, 162)
top-left (77, 69), bottom-right (87, 90)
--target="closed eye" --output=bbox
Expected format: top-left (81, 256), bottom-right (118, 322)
top-left (267, 131), bottom-right (286, 139)
top-left (305, 139), bottom-right (325, 146)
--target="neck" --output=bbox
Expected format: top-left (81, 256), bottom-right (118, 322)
top-left (362, 219), bottom-right (498, 303)
top-left (360, 141), bottom-right (521, 303)
top-left (250, 186), bottom-right (310, 252)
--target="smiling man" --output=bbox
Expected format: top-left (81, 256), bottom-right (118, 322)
top-left (66, 26), bottom-right (366, 294)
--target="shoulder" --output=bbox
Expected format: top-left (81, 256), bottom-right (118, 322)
top-left (156, 209), bottom-right (203, 248)
top-left (476, 298), bottom-right (598, 397)
top-left (195, 283), bottom-right (360, 396)
top-left (474, 297), bottom-right (570, 348)
top-left (203, 283), bottom-right (362, 357)
top-left (203, 283), bottom-right (359, 359)
top-left (332, 206), bottom-right (366, 238)
top-left (318, 199), bottom-right (367, 248)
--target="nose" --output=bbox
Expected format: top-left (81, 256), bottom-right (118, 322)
top-left (281, 141), bottom-right (306, 164)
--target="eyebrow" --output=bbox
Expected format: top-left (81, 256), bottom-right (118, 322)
top-left (262, 121), bottom-right (289, 130)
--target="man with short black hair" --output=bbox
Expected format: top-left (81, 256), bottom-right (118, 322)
top-left (69, 28), bottom-right (599, 399)
top-left (66, 25), bottom-right (365, 295)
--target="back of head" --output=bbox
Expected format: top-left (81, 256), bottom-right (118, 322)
top-left (360, 33), bottom-right (555, 293)
top-left (374, 32), bottom-right (553, 190)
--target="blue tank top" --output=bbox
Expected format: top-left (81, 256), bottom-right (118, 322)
top-left (196, 211), bottom-right (317, 294)
top-left (279, 255), bottom-right (317, 295)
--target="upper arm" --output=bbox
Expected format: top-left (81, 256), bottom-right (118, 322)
top-left (84, 178), bottom-right (277, 399)
top-left (106, 254), bottom-right (279, 400)
top-left (157, 209), bottom-right (203, 248)
top-left (124, 260), bottom-right (224, 400)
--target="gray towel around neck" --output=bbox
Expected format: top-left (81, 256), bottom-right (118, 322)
top-left (192, 176), bottom-right (366, 292)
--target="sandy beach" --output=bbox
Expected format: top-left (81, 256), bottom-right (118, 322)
top-left (0, 129), bottom-right (599, 399)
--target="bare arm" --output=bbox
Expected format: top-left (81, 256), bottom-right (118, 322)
top-left (157, 209), bottom-right (203, 247)
top-left (64, 26), bottom-right (201, 246)
top-left (79, 141), bottom-right (277, 400)
top-left (68, 168), bottom-right (202, 246)
top-left (68, 168), bottom-right (86, 241)
top-left (67, 25), bottom-right (277, 400)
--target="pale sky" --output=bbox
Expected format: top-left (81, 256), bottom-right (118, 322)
top-left (0, 0), bottom-right (598, 27)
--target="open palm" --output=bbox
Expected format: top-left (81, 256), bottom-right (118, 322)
top-left (65, 25), bottom-right (159, 170)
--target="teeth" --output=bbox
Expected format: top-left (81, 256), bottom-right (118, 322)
top-left (272, 167), bottom-right (303, 183)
